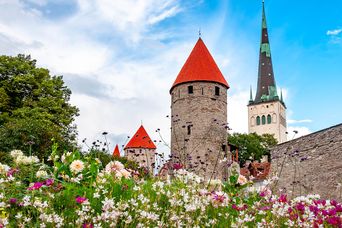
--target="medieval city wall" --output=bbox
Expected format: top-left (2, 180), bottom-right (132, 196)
top-left (271, 123), bottom-right (342, 200)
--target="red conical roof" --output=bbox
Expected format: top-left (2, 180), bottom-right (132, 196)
top-left (124, 125), bottom-right (156, 150)
top-left (170, 38), bottom-right (229, 92)
top-left (112, 144), bottom-right (120, 157)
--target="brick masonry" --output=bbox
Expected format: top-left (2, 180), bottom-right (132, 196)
top-left (170, 81), bottom-right (229, 180)
top-left (271, 123), bottom-right (342, 200)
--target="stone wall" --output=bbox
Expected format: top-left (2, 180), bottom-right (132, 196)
top-left (170, 81), bottom-right (229, 180)
top-left (125, 148), bottom-right (155, 174)
top-left (271, 123), bottom-right (342, 200)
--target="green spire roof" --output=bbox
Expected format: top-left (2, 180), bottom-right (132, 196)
top-left (253, 0), bottom-right (280, 104)
top-left (249, 86), bottom-right (254, 104)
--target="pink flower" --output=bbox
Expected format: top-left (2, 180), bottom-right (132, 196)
top-left (259, 188), bottom-right (271, 198)
top-left (278, 194), bottom-right (287, 203)
top-left (259, 205), bottom-right (272, 211)
top-left (82, 223), bottom-right (93, 228)
top-left (27, 182), bottom-right (43, 190)
top-left (45, 179), bottom-right (54, 186)
top-left (326, 216), bottom-right (341, 226)
top-left (173, 163), bottom-right (183, 170)
top-left (232, 204), bottom-right (248, 211)
top-left (212, 193), bottom-right (226, 203)
top-left (295, 203), bottom-right (305, 213)
top-left (7, 168), bottom-right (19, 177)
top-left (309, 205), bottom-right (319, 216)
top-left (9, 198), bottom-right (17, 204)
top-left (76, 196), bottom-right (87, 204)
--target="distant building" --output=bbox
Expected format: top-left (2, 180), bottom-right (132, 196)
top-left (170, 37), bottom-right (230, 180)
top-left (112, 144), bottom-right (120, 158)
top-left (248, 2), bottom-right (287, 143)
top-left (124, 125), bottom-right (156, 174)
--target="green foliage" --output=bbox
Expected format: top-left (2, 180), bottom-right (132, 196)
top-left (228, 133), bottom-right (277, 166)
top-left (0, 54), bottom-right (79, 160)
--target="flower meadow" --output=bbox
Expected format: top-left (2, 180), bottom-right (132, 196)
top-left (0, 149), bottom-right (342, 227)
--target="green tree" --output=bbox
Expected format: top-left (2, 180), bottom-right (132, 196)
top-left (0, 54), bottom-right (79, 160)
top-left (228, 133), bottom-right (277, 166)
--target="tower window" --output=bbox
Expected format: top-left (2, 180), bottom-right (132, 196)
top-left (267, 114), bottom-right (272, 124)
top-left (187, 125), bottom-right (192, 135)
top-left (262, 115), bottom-right (266, 125)
top-left (188, 86), bottom-right (193, 94)
top-left (256, 116), bottom-right (261, 125)
top-left (201, 87), bottom-right (204, 95)
top-left (215, 86), bottom-right (220, 96)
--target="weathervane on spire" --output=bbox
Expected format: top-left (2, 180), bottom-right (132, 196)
top-left (198, 28), bottom-right (202, 38)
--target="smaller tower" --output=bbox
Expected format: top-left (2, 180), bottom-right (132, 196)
top-left (112, 144), bottom-right (121, 158)
top-left (248, 1), bottom-right (287, 143)
top-left (124, 125), bottom-right (156, 173)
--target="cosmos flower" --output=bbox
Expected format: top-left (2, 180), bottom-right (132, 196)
top-left (70, 160), bottom-right (85, 174)
top-left (75, 196), bottom-right (87, 204)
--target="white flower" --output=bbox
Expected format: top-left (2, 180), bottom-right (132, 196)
top-left (36, 170), bottom-right (49, 179)
top-left (15, 155), bottom-right (39, 165)
top-left (0, 163), bottom-right (10, 175)
top-left (105, 161), bottom-right (125, 173)
top-left (237, 175), bottom-right (248, 185)
top-left (119, 169), bottom-right (131, 179)
top-left (115, 171), bottom-right (123, 179)
top-left (70, 160), bottom-right (85, 174)
top-left (10, 149), bottom-right (23, 158)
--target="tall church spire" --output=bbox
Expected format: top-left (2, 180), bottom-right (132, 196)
top-left (254, 1), bottom-right (278, 103)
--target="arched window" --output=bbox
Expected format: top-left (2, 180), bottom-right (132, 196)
top-left (267, 114), bottom-right (272, 124)
top-left (256, 116), bottom-right (261, 125)
top-left (262, 115), bottom-right (266, 125)
top-left (272, 113), bottom-right (277, 123)
top-left (251, 117), bottom-right (255, 126)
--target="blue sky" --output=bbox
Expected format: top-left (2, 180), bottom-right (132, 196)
top-left (0, 0), bottom-right (341, 152)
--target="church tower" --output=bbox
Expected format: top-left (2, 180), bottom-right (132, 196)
top-left (170, 38), bottom-right (230, 179)
top-left (248, 1), bottom-right (287, 143)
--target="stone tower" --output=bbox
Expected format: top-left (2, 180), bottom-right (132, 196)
top-left (248, 2), bottom-right (287, 143)
top-left (170, 38), bottom-right (230, 179)
top-left (124, 125), bottom-right (156, 173)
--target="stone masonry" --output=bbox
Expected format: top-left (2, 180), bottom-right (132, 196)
top-left (125, 148), bottom-right (156, 174)
top-left (271, 123), bottom-right (342, 200)
top-left (248, 100), bottom-right (287, 143)
top-left (170, 82), bottom-right (229, 180)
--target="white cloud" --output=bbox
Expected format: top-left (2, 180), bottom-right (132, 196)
top-left (1, 0), bottom-right (307, 156)
top-left (286, 126), bottom-right (311, 140)
top-left (228, 90), bottom-right (249, 134)
top-left (327, 29), bottom-right (342, 36)
top-left (287, 119), bottom-right (312, 124)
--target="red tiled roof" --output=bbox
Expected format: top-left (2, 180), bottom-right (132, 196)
top-left (112, 144), bottom-right (120, 157)
top-left (124, 125), bottom-right (156, 150)
top-left (170, 38), bottom-right (229, 92)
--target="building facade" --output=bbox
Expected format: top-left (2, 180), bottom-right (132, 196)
top-left (124, 125), bottom-right (156, 174)
top-left (170, 38), bottom-right (230, 179)
top-left (248, 2), bottom-right (287, 143)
